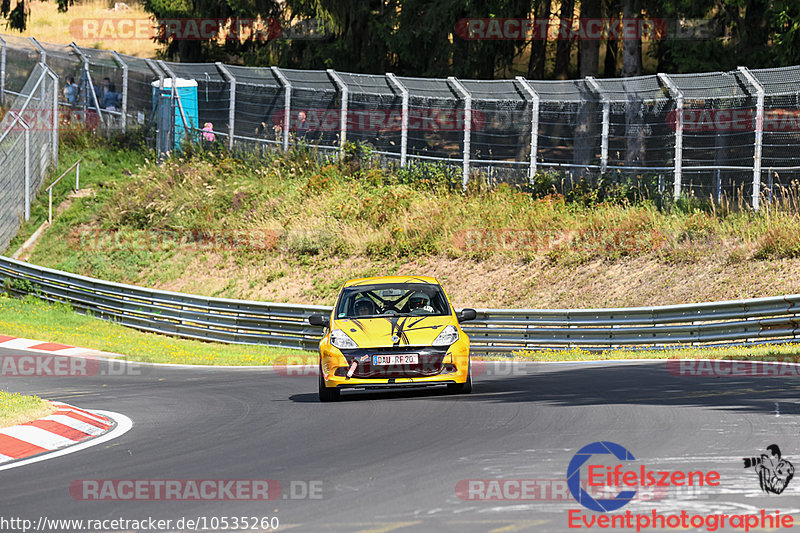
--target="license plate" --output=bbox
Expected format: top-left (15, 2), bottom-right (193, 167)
top-left (372, 354), bottom-right (419, 365)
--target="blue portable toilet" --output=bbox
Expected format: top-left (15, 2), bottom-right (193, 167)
top-left (152, 78), bottom-right (199, 150)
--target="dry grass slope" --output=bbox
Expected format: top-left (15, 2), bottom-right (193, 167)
top-left (15, 133), bottom-right (800, 310)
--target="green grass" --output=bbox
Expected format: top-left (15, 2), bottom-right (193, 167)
top-left (0, 295), bottom-right (313, 366)
top-left (0, 391), bottom-right (55, 428)
top-left (509, 344), bottom-right (800, 361)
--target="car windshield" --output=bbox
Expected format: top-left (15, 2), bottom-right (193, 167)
top-left (335, 283), bottom-right (451, 319)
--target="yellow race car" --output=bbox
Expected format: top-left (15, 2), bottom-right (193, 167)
top-left (308, 276), bottom-right (477, 402)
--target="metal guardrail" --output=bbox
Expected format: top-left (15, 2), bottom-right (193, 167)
top-left (1, 255), bottom-right (799, 354)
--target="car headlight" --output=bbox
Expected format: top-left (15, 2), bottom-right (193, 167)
top-left (330, 329), bottom-right (358, 350)
top-left (432, 325), bottom-right (459, 346)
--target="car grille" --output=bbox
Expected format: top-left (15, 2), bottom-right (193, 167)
top-left (341, 347), bottom-right (447, 378)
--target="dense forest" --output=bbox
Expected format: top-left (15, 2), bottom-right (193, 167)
top-left (4, 0), bottom-right (800, 78)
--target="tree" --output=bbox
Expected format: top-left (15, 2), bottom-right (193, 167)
top-left (621, 0), bottom-right (641, 77)
top-left (553, 0), bottom-right (575, 78)
top-left (579, 0), bottom-right (602, 77)
top-left (526, 0), bottom-right (551, 79)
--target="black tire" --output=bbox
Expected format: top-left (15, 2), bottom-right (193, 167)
top-left (447, 362), bottom-right (472, 394)
top-left (319, 372), bottom-right (341, 402)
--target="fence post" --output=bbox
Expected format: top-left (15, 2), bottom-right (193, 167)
top-left (29, 37), bottom-right (45, 64)
top-left (327, 69), bottom-right (348, 154)
top-left (111, 51), bottom-right (129, 132)
top-left (10, 112), bottom-right (31, 221)
top-left (271, 67), bottom-right (291, 152)
top-left (216, 62), bottom-right (236, 151)
top-left (386, 73), bottom-right (408, 167)
top-left (659, 73), bottom-right (683, 200)
top-left (145, 59), bottom-right (165, 151)
top-left (586, 76), bottom-right (609, 173)
top-left (515, 77), bottom-right (539, 184)
top-left (158, 61), bottom-right (191, 139)
top-left (43, 64), bottom-right (58, 166)
top-left (448, 77), bottom-right (471, 189)
top-left (70, 43), bottom-right (106, 129)
top-left (738, 66), bottom-right (764, 211)
top-left (0, 36), bottom-right (5, 107)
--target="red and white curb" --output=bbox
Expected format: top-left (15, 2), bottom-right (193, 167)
top-left (0, 335), bottom-right (112, 357)
top-left (0, 401), bottom-right (132, 471)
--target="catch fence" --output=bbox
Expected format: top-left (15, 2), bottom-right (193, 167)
top-left (3, 34), bottom-right (800, 208)
top-left (0, 59), bottom-right (58, 251)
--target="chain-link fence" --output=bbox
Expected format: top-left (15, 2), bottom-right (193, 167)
top-left (3, 34), bottom-right (800, 208)
top-left (0, 60), bottom-right (58, 252)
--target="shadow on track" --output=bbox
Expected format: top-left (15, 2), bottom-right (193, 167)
top-left (290, 361), bottom-right (800, 415)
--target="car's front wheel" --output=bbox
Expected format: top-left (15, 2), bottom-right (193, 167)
top-left (447, 362), bottom-right (472, 394)
top-left (318, 370), bottom-right (341, 402)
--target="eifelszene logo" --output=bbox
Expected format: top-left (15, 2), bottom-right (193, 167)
top-left (743, 445), bottom-right (795, 494)
top-left (567, 441), bottom-right (721, 512)
top-left (565, 441), bottom-right (796, 532)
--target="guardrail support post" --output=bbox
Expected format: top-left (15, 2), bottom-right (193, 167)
top-left (216, 62), bottom-right (236, 151)
top-left (448, 77), bottom-right (471, 190)
top-left (386, 73), bottom-right (408, 167)
top-left (586, 76), bottom-right (609, 173)
top-left (271, 67), bottom-right (292, 152)
top-left (0, 36), bottom-right (6, 107)
top-left (111, 50), bottom-right (129, 132)
top-left (327, 69), bottom-right (348, 155)
top-left (738, 66), bottom-right (764, 211)
top-left (659, 73), bottom-right (683, 200)
top-left (516, 76), bottom-right (540, 182)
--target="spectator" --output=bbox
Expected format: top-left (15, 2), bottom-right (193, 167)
top-left (202, 122), bottom-right (216, 142)
top-left (62, 76), bottom-right (79, 105)
top-left (102, 82), bottom-right (120, 111)
top-left (296, 110), bottom-right (308, 139)
top-left (100, 77), bottom-right (111, 100)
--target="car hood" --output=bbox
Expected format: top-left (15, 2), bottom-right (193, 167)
top-left (334, 315), bottom-right (454, 349)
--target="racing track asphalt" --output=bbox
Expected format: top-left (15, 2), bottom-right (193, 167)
top-left (2, 346), bottom-right (800, 532)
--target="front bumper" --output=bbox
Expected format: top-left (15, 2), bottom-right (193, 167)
top-left (320, 342), bottom-right (470, 389)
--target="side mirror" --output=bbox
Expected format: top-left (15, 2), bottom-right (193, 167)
top-left (308, 314), bottom-right (330, 328)
top-left (458, 308), bottom-right (477, 322)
